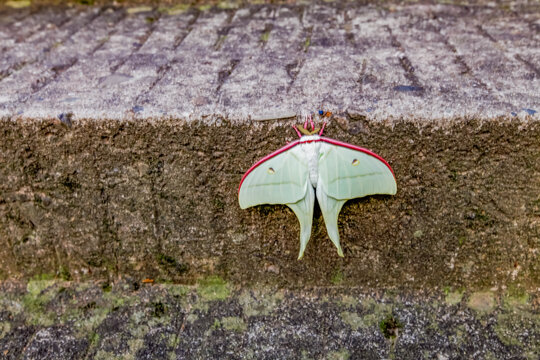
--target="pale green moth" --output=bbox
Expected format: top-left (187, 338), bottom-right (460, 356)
top-left (238, 115), bottom-right (397, 259)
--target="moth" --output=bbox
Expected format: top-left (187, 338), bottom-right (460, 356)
top-left (238, 114), bottom-right (397, 259)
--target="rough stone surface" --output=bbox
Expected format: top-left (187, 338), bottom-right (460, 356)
top-left (0, 119), bottom-right (539, 292)
top-left (0, 280), bottom-right (539, 360)
top-left (0, 1), bottom-right (538, 121)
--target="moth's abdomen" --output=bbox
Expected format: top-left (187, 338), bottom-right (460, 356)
top-left (302, 141), bottom-right (320, 188)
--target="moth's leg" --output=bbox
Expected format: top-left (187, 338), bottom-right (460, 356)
top-left (316, 185), bottom-right (346, 257)
top-left (287, 185), bottom-right (315, 260)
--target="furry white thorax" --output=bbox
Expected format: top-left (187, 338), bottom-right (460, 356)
top-left (299, 135), bottom-right (321, 188)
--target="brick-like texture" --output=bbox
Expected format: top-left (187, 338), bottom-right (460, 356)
top-left (0, 2), bottom-right (538, 120)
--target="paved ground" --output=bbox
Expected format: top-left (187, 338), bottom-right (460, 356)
top-left (0, 1), bottom-right (538, 121)
top-left (0, 279), bottom-right (539, 360)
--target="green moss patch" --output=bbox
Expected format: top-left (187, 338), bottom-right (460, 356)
top-left (445, 291), bottom-right (464, 306)
top-left (221, 316), bottom-right (247, 332)
top-left (379, 314), bottom-right (403, 339)
top-left (340, 311), bottom-right (364, 331)
top-left (327, 349), bottom-right (350, 360)
top-left (197, 276), bottom-right (231, 301)
top-left (5, 0), bottom-right (31, 8)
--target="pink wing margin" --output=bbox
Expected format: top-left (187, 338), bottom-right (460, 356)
top-left (321, 137), bottom-right (396, 180)
top-left (238, 140), bottom-right (302, 193)
top-left (238, 137), bottom-right (396, 193)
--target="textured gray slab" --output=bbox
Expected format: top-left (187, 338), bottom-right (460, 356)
top-left (0, 2), bottom-right (539, 121)
top-left (0, 7), bottom-right (123, 107)
top-left (0, 280), bottom-right (539, 360)
top-left (0, 7), bottom-right (96, 77)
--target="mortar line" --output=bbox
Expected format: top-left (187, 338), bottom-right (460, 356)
top-left (0, 5), bottom-right (37, 28)
top-left (17, 8), bottom-right (127, 104)
top-left (13, 7), bottom-right (72, 45)
top-left (259, 22), bottom-right (273, 49)
top-left (514, 54), bottom-right (540, 79)
top-left (173, 10), bottom-right (200, 49)
top-left (73, 5), bottom-right (119, 36)
top-left (526, 18), bottom-right (539, 34)
top-left (0, 61), bottom-right (27, 82)
top-left (214, 6), bottom-right (263, 59)
top-left (26, 58), bottom-right (79, 97)
top-left (169, 8), bottom-right (245, 98)
top-left (52, 10), bottom-right (73, 30)
top-left (434, 19), bottom-right (490, 91)
top-left (215, 58), bottom-right (240, 93)
top-left (285, 56), bottom-right (305, 92)
top-left (133, 10), bottom-right (200, 105)
top-left (286, 56), bottom-right (306, 93)
top-left (213, 9), bottom-right (237, 51)
top-left (475, 24), bottom-right (497, 43)
top-left (384, 25), bottom-right (423, 91)
top-left (286, 8), bottom-right (310, 93)
top-left (213, 7), bottom-right (267, 94)
top-left (88, 10), bottom-right (127, 57)
top-left (471, 17), bottom-right (540, 101)
top-left (0, 6), bottom-right (106, 83)
top-left (0, 8), bottom-right (30, 23)
top-left (510, 9), bottom-right (540, 73)
top-left (476, 18), bottom-right (540, 80)
top-left (109, 9), bottom-right (163, 74)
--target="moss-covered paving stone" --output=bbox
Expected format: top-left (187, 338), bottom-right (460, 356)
top-left (0, 279), bottom-right (539, 359)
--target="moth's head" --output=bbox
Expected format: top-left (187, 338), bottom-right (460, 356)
top-left (293, 111), bottom-right (331, 138)
top-left (296, 123), bottom-right (320, 136)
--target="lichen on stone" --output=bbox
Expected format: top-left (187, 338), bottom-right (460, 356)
top-left (467, 291), bottom-right (495, 314)
top-left (221, 316), bottom-right (247, 332)
top-left (239, 289), bottom-right (284, 317)
top-left (445, 290), bottom-right (464, 306)
top-left (340, 311), bottom-right (365, 331)
top-left (197, 275), bottom-right (231, 301)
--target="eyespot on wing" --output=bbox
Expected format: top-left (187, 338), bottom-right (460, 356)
top-left (318, 138), bottom-right (397, 200)
top-left (238, 141), bottom-right (309, 208)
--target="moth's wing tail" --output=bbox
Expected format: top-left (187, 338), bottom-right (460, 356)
top-left (287, 184), bottom-right (315, 260)
top-left (316, 185), bottom-right (346, 257)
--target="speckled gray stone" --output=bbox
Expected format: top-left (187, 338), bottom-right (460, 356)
top-left (0, 1), bottom-right (538, 121)
top-left (0, 281), bottom-right (538, 360)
